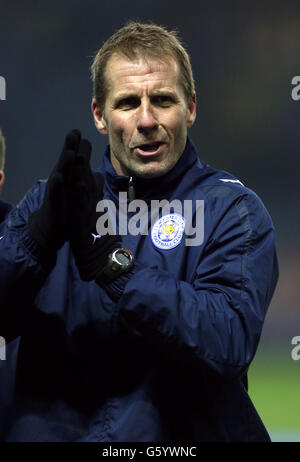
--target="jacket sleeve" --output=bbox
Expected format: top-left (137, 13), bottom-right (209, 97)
top-left (0, 181), bottom-right (56, 341)
top-left (111, 189), bottom-right (279, 379)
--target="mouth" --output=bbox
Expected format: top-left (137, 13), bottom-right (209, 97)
top-left (133, 141), bottom-right (165, 157)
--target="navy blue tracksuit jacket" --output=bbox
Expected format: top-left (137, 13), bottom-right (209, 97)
top-left (0, 139), bottom-right (278, 441)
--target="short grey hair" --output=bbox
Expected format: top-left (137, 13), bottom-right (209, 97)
top-left (91, 21), bottom-right (195, 111)
top-left (0, 129), bottom-right (5, 170)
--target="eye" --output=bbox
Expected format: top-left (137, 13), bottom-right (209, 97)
top-left (116, 97), bottom-right (140, 110)
top-left (152, 95), bottom-right (174, 107)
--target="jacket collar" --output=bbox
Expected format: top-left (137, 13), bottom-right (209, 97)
top-left (100, 137), bottom-right (200, 201)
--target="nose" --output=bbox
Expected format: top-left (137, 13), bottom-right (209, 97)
top-left (137, 101), bottom-right (158, 134)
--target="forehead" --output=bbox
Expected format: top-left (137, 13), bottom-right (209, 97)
top-left (104, 53), bottom-right (181, 94)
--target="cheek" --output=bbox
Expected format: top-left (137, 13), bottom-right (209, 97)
top-left (163, 109), bottom-right (188, 135)
top-left (110, 114), bottom-right (135, 141)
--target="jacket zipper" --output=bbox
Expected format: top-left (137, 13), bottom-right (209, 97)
top-left (128, 176), bottom-right (135, 203)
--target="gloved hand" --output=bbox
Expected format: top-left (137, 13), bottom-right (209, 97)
top-left (28, 132), bottom-right (77, 251)
top-left (64, 129), bottom-right (121, 281)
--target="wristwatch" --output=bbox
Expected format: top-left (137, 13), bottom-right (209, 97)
top-left (98, 247), bottom-right (134, 285)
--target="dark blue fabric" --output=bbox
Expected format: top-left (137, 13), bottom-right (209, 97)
top-left (0, 138), bottom-right (278, 441)
top-left (0, 200), bottom-right (12, 232)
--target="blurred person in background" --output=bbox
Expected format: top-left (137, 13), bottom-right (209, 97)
top-left (0, 22), bottom-right (278, 442)
top-left (0, 129), bottom-right (12, 227)
top-left (0, 128), bottom-right (20, 440)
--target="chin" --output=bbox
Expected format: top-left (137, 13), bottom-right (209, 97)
top-left (137, 171), bottom-right (163, 179)
top-left (133, 164), bottom-right (172, 179)
top-left (131, 157), bottom-right (179, 179)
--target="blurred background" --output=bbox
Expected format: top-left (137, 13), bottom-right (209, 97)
top-left (0, 0), bottom-right (299, 441)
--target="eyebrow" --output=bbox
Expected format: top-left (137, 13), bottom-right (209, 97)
top-left (113, 88), bottom-right (178, 102)
top-left (113, 88), bottom-right (178, 106)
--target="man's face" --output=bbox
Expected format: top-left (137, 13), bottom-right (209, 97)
top-left (92, 54), bottom-right (196, 178)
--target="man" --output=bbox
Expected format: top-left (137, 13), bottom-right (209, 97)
top-left (0, 129), bottom-right (12, 226)
top-left (0, 22), bottom-right (278, 442)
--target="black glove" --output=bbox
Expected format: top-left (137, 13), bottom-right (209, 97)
top-left (28, 132), bottom-right (77, 251)
top-left (64, 130), bottom-right (121, 281)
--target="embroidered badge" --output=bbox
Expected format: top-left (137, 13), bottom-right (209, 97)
top-left (151, 214), bottom-right (185, 250)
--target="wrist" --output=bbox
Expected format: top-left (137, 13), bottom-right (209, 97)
top-left (71, 234), bottom-right (122, 282)
top-left (95, 247), bottom-right (134, 286)
top-left (28, 208), bottom-right (66, 251)
top-left (21, 223), bottom-right (58, 266)
top-left (96, 257), bottom-right (144, 302)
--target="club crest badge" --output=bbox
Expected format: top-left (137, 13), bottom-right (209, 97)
top-left (151, 214), bottom-right (185, 250)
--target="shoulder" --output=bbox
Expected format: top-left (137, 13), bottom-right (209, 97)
top-left (191, 161), bottom-right (247, 196)
top-left (189, 161), bottom-right (275, 235)
top-left (16, 180), bottom-right (47, 209)
top-left (5, 180), bottom-right (47, 228)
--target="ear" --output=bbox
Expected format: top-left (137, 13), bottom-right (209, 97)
top-left (186, 93), bottom-right (197, 128)
top-left (91, 98), bottom-right (108, 135)
top-left (0, 170), bottom-right (4, 192)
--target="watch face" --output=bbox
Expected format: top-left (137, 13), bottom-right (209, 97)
top-left (115, 250), bottom-right (131, 266)
top-left (99, 248), bottom-right (133, 285)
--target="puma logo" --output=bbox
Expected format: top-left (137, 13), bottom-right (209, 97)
top-left (91, 233), bottom-right (102, 244)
